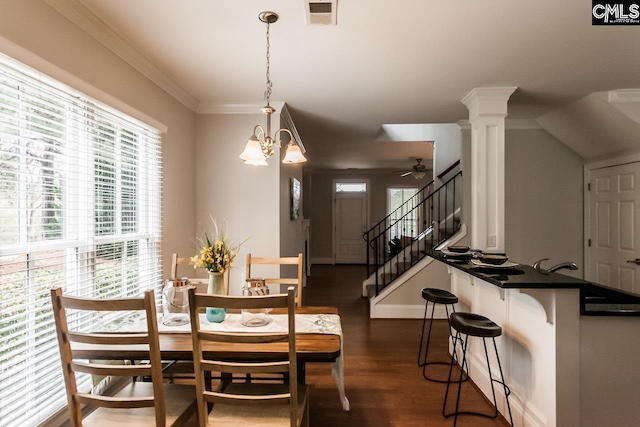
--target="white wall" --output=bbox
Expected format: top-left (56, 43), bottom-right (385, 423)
top-left (0, 0), bottom-right (197, 280)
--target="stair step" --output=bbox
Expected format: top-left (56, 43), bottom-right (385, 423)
top-left (366, 284), bottom-right (376, 300)
top-left (395, 261), bottom-right (412, 273)
top-left (380, 273), bottom-right (398, 284)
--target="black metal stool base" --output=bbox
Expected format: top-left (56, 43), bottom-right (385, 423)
top-left (423, 360), bottom-right (468, 383)
top-left (442, 312), bottom-right (514, 427)
top-left (418, 288), bottom-right (469, 383)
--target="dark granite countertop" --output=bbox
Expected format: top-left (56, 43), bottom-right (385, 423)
top-left (426, 249), bottom-right (589, 289)
top-left (426, 249), bottom-right (640, 315)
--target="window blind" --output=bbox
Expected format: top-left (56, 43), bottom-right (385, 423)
top-left (0, 53), bottom-right (163, 427)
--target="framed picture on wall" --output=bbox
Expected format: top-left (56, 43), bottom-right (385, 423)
top-left (290, 178), bottom-right (301, 220)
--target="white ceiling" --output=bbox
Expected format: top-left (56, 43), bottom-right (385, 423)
top-left (46, 0), bottom-right (640, 170)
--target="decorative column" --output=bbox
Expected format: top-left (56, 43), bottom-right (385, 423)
top-left (461, 87), bottom-right (516, 253)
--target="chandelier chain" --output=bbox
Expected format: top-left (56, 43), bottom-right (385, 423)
top-left (264, 21), bottom-right (273, 105)
top-left (240, 11), bottom-right (306, 165)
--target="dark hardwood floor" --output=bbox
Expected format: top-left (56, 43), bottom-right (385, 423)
top-left (304, 264), bottom-right (510, 427)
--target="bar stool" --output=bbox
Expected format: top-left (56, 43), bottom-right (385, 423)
top-left (418, 288), bottom-right (467, 382)
top-left (442, 312), bottom-right (514, 427)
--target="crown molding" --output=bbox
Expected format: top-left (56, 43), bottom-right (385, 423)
top-left (609, 89), bottom-right (640, 103)
top-left (196, 102), bottom-right (285, 115)
top-left (44, 0), bottom-right (199, 112)
top-left (461, 87), bottom-right (518, 119)
top-left (281, 103), bottom-right (306, 153)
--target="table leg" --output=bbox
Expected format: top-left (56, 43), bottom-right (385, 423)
top-left (298, 361), bottom-right (306, 384)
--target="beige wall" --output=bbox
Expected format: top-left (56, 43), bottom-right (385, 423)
top-left (461, 126), bottom-right (584, 270)
top-left (278, 116), bottom-right (305, 273)
top-left (377, 260), bottom-right (450, 306)
top-left (309, 170), bottom-right (434, 262)
top-left (195, 114), bottom-right (285, 294)
top-left (580, 316), bottom-right (640, 426)
top-left (0, 0), bottom-right (197, 280)
top-left (505, 128), bottom-right (584, 273)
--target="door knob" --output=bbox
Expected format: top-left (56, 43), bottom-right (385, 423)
top-left (626, 258), bottom-right (640, 265)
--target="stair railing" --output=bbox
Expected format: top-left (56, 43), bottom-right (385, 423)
top-left (365, 171), bottom-right (462, 296)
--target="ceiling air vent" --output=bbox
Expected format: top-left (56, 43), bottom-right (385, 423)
top-left (305, 0), bottom-right (337, 25)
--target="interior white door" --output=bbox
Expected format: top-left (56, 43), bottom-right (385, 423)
top-left (335, 192), bottom-right (367, 264)
top-left (589, 162), bottom-right (640, 294)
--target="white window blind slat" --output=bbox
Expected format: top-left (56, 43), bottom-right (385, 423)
top-left (0, 52), bottom-right (163, 427)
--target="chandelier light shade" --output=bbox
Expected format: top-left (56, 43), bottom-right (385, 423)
top-left (282, 142), bottom-right (307, 164)
top-left (240, 11), bottom-right (307, 166)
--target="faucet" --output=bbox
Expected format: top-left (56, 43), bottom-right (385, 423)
top-left (532, 258), bottom-right (578, 275)
top-left (548, 262), bottom-right (578, 273)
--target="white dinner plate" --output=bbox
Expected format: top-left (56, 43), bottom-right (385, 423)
top-left (471, 259), bottom-right (519, 269)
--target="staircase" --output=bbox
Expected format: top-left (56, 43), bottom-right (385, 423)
top-left (364, 171), bottom-right (462, 299)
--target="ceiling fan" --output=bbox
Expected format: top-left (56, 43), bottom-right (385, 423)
top-left (394, 158), bottom-right (428, 180)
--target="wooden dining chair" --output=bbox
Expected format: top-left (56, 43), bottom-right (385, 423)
top-left (188, 286), bottom-right (309, 427)
top-left (246, 253), bottom-right (304, 307)
top-left (171, 253), bottom-right (208, 292)
top-left (50, 288), bottom-right (197, 427)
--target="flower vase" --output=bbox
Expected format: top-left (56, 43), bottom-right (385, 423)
top-left (206, 271), bottom-right (229, 322)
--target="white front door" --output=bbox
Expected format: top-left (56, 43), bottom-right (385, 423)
top-left (589, 161), bottom-right (640, 293)
top-left (335, 192), bottom-right (367, 264)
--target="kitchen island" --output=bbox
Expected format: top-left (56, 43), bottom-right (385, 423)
top-left (426, 249), bottom-right (640, 427)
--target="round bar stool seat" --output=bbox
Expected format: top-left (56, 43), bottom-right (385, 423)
top-left (422, 288), bottom-right (458, 305)
top-left (449, 312), bottom-right (501, 338)
top-left (443, 312), bottom-right (513, 427)
top-left (418, 288), bottom-right (467, 383)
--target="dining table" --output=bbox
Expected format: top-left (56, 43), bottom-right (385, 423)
top-left (73, 305), bottom-right (350, 411)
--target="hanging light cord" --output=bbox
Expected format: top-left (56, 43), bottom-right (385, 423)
top-left (264, 21), bottom-right (273, 106)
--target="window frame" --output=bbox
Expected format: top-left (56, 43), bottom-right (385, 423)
top-left (387, 186), bottom-right (420, 239)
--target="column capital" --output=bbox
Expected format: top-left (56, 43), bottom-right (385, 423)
top-left (461, 87), bottom-right (517, 121)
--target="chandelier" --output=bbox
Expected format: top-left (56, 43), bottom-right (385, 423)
top-left (239, 11), bottom-right (307, 166)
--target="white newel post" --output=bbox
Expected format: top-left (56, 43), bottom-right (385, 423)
top-left (461, 87), bottom-right (516, 253)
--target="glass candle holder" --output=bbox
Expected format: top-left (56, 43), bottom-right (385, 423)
top-left (241, 278), bottom-right (271, 327)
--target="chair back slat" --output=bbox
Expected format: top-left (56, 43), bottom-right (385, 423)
top-left (59, 295), bottom-right (146, 311)
top-left (246, 253), bottom-right (304, 307)
top-left (67, 331), bottom-right (149, 345)
top-left (193, 292), bottom-right (289, 311)
top-left (71, 361), bottom-right (152, 377)
top-left (196, 330), bottom-right (289, 344)
top-left (75, 394), bottom-right (155, 408)
top-left (206, 360), bottom-right (290, 375)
